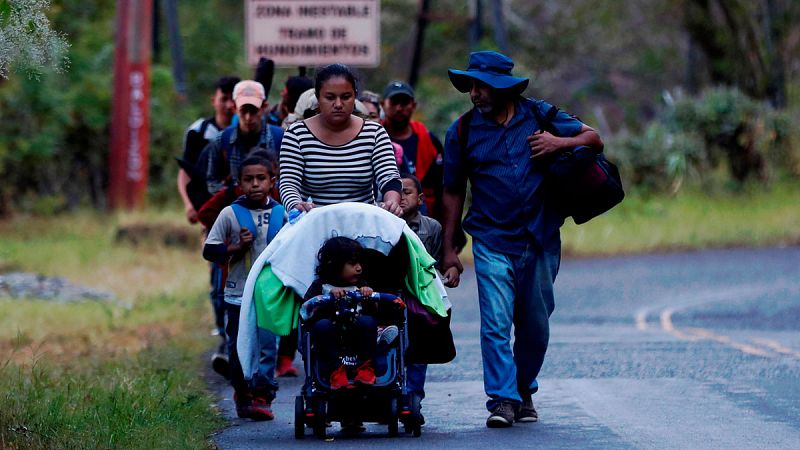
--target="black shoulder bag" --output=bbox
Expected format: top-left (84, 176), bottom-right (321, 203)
top-left (530, 103), bottom-right (625, 224)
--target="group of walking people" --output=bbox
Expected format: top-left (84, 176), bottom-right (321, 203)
top-left (177, 50), bottom-right (603, 429)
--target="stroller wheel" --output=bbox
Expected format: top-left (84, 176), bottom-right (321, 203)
top-left (294, 396), bottom-right (305, 439)
top-left (387, 397), bottom-right (399, 437)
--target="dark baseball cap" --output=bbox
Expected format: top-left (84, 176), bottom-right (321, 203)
top-left (382, 80), bottom-right (415, 100)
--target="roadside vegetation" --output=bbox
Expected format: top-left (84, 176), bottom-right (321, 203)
top-left (561, 178), bottom-right (800, 256)
top-left (0, 212), bottom-right (221, 449)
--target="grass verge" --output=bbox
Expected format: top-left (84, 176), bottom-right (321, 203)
top-left (0, 210), bottom-right (222, 449)
top-left (560, 179), bottom-right (800, 256)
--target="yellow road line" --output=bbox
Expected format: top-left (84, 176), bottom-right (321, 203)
top-left (655, 308), bottom-right (799, 358)
top-left (752, 338), bottom-right (800, 358)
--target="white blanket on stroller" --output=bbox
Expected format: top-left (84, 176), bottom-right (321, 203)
top-left (237, 202), bottom-right (451, 380)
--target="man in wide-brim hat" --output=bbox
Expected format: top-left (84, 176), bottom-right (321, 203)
top-left (440, 51), bottom-right (604, 428)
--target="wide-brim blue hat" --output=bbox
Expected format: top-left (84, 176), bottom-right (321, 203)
top-left (448, 51), bottom-right (529, 95)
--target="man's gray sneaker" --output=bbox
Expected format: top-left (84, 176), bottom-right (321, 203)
top-left (486, 401), bottom-right (515, 428)
top-left (516, 395), bottom-right (538, 422)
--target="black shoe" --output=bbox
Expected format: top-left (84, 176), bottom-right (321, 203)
top-left (516, 395), bottom-right (538, 422)
top-left (211, 352), bottom-right (230, 379)
top-left (486, 401), bottom-right (515, 428)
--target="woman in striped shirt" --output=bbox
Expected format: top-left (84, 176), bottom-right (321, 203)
top-left (279, 64), bottom-right (403, 216)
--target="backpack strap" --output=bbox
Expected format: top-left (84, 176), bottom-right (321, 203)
top-left (198, 117), bottom-right (213, 138)
top-left (262, 118), bottom-right (275, 151)
top-left (455, 108), bottom-right (475, 155)
top-left (231, 203), bottom-right (258, 236)
top-left (266, 204), bottom-right (284, 243)
top-left (529, 100), bottom-right (561, 136)
top-left (230, 203), bottom-right (258, 270)
top-left (219, 126), bottom-right (237, 163)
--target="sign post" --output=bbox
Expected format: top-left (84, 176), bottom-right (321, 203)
top-left (109, 0), bottom-right (153, 209)
top-left (245, 0), bottom-right (381, 67)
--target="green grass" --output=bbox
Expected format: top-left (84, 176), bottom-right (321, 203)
top-left (0, 210), bottom-right (221, 449)
top-left (560, 180), bottom-right (800, 256)
top-left (1, 339), bottom-right (222, 450)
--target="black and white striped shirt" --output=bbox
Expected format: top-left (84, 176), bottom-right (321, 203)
top-left (279, 119), bottom-right (401, 210)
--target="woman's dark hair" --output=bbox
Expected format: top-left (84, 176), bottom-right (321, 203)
top-left (314, 64), bottom-right (358, 98)
top-left (316, 237), bottom-right (363, 284)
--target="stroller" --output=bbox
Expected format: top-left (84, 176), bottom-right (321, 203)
top-left (294, 290), bottom-right (422, 439)
top-left (237, 202), bottom-right (450, 439)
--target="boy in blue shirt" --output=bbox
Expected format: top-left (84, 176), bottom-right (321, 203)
top-left (203, 155), bottom-right (286, 420)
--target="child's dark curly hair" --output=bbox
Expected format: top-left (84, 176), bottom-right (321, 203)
top-left (316, 237), bottom-right (363, 284)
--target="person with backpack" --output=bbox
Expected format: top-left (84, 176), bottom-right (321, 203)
top-left (204, 80), bottom-right (284, 196)
top-left (203, 155), bottom-right (287, 421)
top-left (177, 76), bottom-right (240, 224)
top-left (441, 51), bottom-right (604, 428)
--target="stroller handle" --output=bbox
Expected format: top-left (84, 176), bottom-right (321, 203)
top-left (300, 291), bottom-right (405, 321)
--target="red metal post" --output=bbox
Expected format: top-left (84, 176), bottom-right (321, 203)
top-left (109, 0), bottom-right (153, 209)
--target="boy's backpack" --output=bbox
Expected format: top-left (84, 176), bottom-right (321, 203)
top-left (230, 202), bottom-right (285, 269)
top-left (455, 100), bottom-right (624, 225)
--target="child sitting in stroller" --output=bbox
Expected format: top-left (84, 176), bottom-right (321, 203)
top-left (301, 237), bottom-right (403, 390)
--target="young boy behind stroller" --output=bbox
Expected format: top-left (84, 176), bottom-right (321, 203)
top-left (302, 237), bottom-right (403, 390)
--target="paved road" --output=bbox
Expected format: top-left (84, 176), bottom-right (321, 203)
top-left (214, 247), bottom-right (800, 449)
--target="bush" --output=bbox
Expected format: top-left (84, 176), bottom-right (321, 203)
top-left (614, 87), bottom-right (799, 193)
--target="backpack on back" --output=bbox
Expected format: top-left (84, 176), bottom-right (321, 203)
top-left (230, 202), bottom-right (285, 270)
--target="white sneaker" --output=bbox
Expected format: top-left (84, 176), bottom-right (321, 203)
top-left (377, 325), bottom-right (399, 345)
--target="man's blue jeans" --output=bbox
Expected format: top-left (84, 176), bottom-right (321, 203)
top-left (472, 239), bottom-right (559, 411)
top-left (407, 363), bottom-right (427, 399)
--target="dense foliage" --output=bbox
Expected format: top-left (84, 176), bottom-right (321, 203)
top-left (0, 0), bottom-right (798, 215)
top-left (614, 87), bottom-right (797, 193)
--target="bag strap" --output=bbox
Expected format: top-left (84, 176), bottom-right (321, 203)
top-left (230, 203), bottom-right (258, 270)
top-left (455, 108), bottom-right (475, 155)
top-left (198, 117), bottom-right (213, 138)
top-left (231, 203), bottom-right (257, 236)
top-left (266, 204), bottom-right (284, 243)
top-left (529, 100), bottom-right (561, 137)
top-left (219, 126), bottom-right (236, 163)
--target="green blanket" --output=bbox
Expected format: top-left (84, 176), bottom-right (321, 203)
top-left (403, 231), bottom-right (448, 317)
top-left (253, 265), bottom-right (300, 336)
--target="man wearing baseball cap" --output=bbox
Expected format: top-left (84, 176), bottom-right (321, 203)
top-left (441, 51), bottom-right (604, 428)
top-left (381, 80), bottom-right (444, 220)
top-left (205, 80), bottom-right (284, 195)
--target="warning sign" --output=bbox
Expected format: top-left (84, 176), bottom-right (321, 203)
top-left (245, 0), bottom-right (381, 67)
